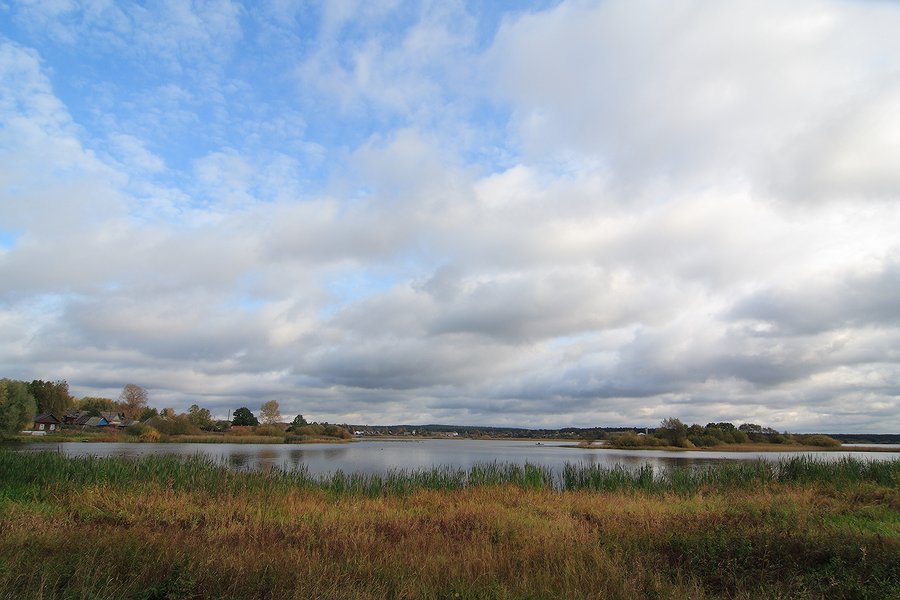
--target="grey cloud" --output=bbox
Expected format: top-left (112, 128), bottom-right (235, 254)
top-left (730, 255), bottom-right (900, 335)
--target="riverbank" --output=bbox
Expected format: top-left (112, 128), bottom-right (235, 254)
top-left (581, 440), bottom-right (900, 452)
top-left (10, 431), bottom-right (352, 445)
top-left (1, 451), bottom-right (897, 599)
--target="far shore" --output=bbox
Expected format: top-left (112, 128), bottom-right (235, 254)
top-left (577, 441), bottom-right (900, 452)
top-left (11, 432), bottom-right (352, 445)
top-left (10, 433), bottom-right (899, 452)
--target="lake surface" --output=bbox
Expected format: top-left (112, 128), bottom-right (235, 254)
top-left (19, 439), bottom-right (900, 475)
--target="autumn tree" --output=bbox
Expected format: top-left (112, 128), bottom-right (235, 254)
top-left (118, 384), bottom-right (149, 420)
top-left (260, 400), bottom-right (282, 425)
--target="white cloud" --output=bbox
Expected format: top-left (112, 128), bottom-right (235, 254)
top-left (488, 0), bottom-right (900, 200)
top-left (1, 2), bottom-right (900, 432)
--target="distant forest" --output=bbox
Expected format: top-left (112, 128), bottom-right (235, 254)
top-left (350, 423), bottom-right (900, 444)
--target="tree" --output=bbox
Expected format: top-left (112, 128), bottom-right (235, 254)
top-left (658, 417), bottom-right (689, 447)
top-left (232, 407), bottom-right (259, 426)
top-left (187, 404), bottom-right (213, 430)
top-left (289, 414), bottom-right (308, 429)
top-left (28, 380), bottom-right (74, 417)
top-left (0, 379), bottom-right (37, 436)
top-left (118, 384), bottom-right (148, 420)
top-left (79, 396), bottom-right (118, 416)
top-left (260, 400), bottom-right (281, 425)
top-left (139, 406), bottom-right (159, 421)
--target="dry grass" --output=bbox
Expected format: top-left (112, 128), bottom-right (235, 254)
top-left (1, 451), bottom-right (898, 599)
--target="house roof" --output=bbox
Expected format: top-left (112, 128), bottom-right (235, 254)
top-left (34, 413), bottom-right (61, 424)
top-left (84, 416), bottom-right (110, 427)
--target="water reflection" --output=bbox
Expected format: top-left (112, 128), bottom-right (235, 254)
top-left (323, 446), bottom-right (349, 459)
top-left (286, 448), bottom-right (305, 469)
top-left (19, 439), bottom-right (900, 477)
top-left (227, 451), bottom-right (251, 470)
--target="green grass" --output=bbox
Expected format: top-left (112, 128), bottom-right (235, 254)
top-left (2, 450), bottom-right (897, 499)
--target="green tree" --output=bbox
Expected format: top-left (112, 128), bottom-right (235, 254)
top-left (138, 406), bottom-right (159, 421)
top-left (0, 379), bottom-right (38, 436)
top-left (118, 384), bottom-right (149, 420)
top-left (28, 380), bottom-right (74, 417)
top-left (187, 404), bottom-right (213, 430)
top-left (232, 407), bottom-right (259, 426)
top-left (260, 400), bottom-right (281, 425)
top-left (289, 414), bottom-right (308, 430)
top-left (79, 396), bottom-right (118, 416)
top-left (658, 417), bottom-right (689, 447)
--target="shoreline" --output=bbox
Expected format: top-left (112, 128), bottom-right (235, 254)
top-left (579, 441), bottom-right (900, 453)
top-left (8, 434), bottom-right (899, 452)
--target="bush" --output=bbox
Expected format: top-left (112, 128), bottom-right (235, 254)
top-left (255, 425), bottom-right (286, 438)
top-left (608, 432), bottom-right (663, 447)
top-left (796, 434), bottom-right (841, 447)
top-left (127, 423), bottom-right (148, 437)
top-left (139, 428), bottom-right (161, 442)
top-left (146, 415), bottom-right (201, 436)
top-left (323, 424), bottom-right (353, 439)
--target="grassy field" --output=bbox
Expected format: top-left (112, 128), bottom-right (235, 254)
top-left (1, 451), bottom-right (898, 599)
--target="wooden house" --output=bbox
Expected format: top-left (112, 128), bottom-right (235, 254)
top-left (83, 416), bottom-right (110, 428)
top-left (32, 414), bottom-right (61, 432)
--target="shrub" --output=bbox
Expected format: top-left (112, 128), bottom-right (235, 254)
top-left (146, 415), bottom-right (200, 436)
top-left (796, 434), bottom-right (841, 447)
top-left (127, 423), bottom-right (148, 437)
top-left (139, 428), bottom-right (161, 442)
top-left (255, 425), bottom-right (286, 438)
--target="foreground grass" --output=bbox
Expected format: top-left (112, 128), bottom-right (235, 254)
top-left (1, 452), bottom-right (898, 599)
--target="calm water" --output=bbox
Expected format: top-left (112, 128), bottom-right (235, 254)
top-left (19, 439), bottom-right (900, 475)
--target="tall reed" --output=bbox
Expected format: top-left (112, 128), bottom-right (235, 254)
top-left (2, 449), bottom-right (897, 498)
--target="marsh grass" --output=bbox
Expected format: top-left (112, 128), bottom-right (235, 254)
top-left (1, 450), bottom-right (898, 599)
top-left (3, 451), bottom-right (897, 500)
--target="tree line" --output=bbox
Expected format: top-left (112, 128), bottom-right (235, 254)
top-left (608, 418), bottom-right (841, 448)
top-left (0, 377), bottom-right (351, 440)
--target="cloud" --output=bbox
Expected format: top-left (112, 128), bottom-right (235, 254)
top-left (1, 2), bottom-right (900, 432)
top-left (488, 0), bottom-right (900, 200)
top-left (10, 0), bottom-right (244, 70)
top-left (730, 252), bottom-right (900, 335)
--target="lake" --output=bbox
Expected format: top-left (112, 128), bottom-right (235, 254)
top-left (19, 439), bottom-right (900, 475)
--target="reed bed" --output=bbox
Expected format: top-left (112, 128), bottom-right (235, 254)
top-left (1, 449), bottom-right (898, 599)
top-left (2, 450), bottom-right (898, 500)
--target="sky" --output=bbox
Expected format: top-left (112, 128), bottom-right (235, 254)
top-left (1, 0), bottom-right (899, 432)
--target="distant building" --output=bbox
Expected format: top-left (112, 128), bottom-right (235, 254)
top-left (83, 416), bottom-right (110, 428)
top-left (32, 414), bottom-right (60, 432)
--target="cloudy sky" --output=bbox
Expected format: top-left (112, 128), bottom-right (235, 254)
top-left (2, 0), bottom-right (899, 432)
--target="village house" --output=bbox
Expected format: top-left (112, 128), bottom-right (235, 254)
top-left (32, 414), bottom-right (61, 432)
top-left (83, 416), bottom-right (110, 428)
top-left (63, 410), bottom-right (130, 429)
